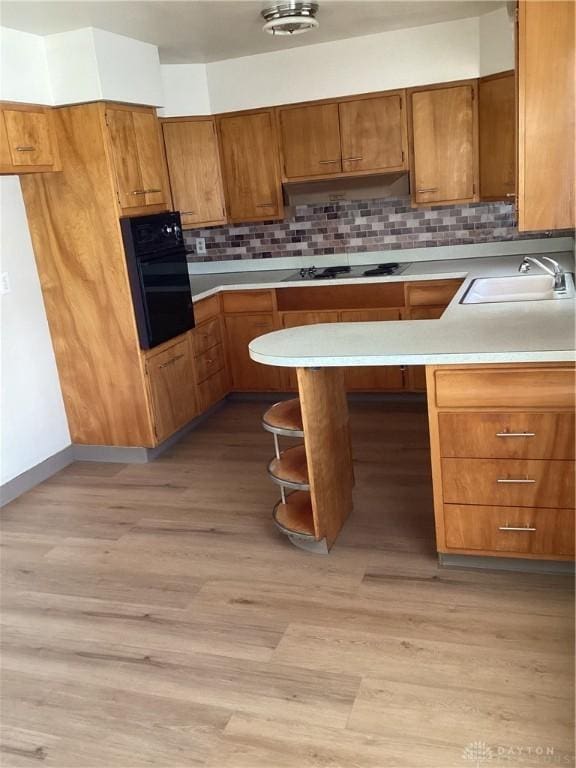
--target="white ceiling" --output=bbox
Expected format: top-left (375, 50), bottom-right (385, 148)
top-left (1, 0), bottom-right (505, 64)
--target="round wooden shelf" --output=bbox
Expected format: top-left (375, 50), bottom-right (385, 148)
top-left (262, 398), bottom-right (304, 437)
top-left (268, 444), bottom-right (309, 489)
top-left (273, 491), bottom-right (315, 537)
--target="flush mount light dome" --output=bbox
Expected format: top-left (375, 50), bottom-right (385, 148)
top-left (261, 2), bottom-right (319, 36)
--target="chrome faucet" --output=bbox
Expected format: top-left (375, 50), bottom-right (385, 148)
top-left (518, 256), bottom-right (566, 292)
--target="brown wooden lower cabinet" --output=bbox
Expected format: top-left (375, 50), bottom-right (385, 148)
top-left (225, 313), bottom-right (282, 391)
top-left (427, 362), bottom-right (576, 562)
top-left (145, 337), bottom-right (199, 443)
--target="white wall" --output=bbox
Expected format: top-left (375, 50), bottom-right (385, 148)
top-left (0, 179), bottom-right (71, 484)
top-left (46, 27), bottom-right (163, 106)
top-left (479, 6), bottom-right (515, 76)
top-left (158, 64), bottom-right (212, 116)
top-left (0, 28), bottom-right (70, 485)
top-left (205, 17), bottom-right (479, 113)
top-left (0, 26), bottom-right (52, 103)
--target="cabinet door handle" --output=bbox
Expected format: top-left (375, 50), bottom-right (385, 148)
top-left (130, 190), bottom-right (146, 195)
top-left (318, 159), bottom-right (340, 165)
top-left (255, 202), bottom-right (275, 208)
top-left (181, 210), bottom-right (197, 215)
top-left (343, 156), bottom-right (363, 162)
top-left (496, 431), bottom-right (536, 438)
top-left (159, 354), bottom-right (184, 369)
top-left (143, 188), bottom-right (162, 194)
top-left (496, 478), bottom-right (536, 484)
top-left (416, 187), bottom-right (439, 193)
top-left (499, 525), bottom-right (536, 532)
top-left (505, 193), bottom-right (516, 197)
top-left (16, 145), bottom-right (36, 152)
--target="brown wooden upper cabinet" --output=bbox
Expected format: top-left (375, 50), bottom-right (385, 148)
top-left (517, 0), bottom-right (575, 231)
top-left (218, 109), bottom-right (283, 223)
top-left (105, 105), bottom-right (169, 214)
top-left (479, 71), bottom-right (515, 201)
top-left (0, 103), bottom-right (61, 174)
top-left (278, 91), bottom-right (408, 181)
top-left (162, 117), bottom-right (227, 228)
top-left (408, 82), bottom-right (478, 206)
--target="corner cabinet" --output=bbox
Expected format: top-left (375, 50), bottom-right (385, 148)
top-left (408, 82), bottom-right (478, 206)
top-left (0, 102), bottom-right (61, 175)
top-left (105, 104), bottom-right (170, 215)
top-left (517, 0), bottom-right (575, 231)
top-left (162, 117), bottom-right (227, 228)
top-left (217, 110), bottom-right (284, 223)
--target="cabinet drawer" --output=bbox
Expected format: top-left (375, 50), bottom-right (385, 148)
top-left (435, 366), bottom-right (576, 409)
top-left (444, 504), bottom-right (575, 556)
top-left (194, 294), bottom-right (220, 324)
top-left (222, 290), bottom-right (275, 313)
top-left (196, 367), bottom-right (229, 412)
top-left (442, 458), bottom-right (575, 509)
top-left (192, 318), bottom-right (222, 357)
top-left (439, 412), bottom-right (576, 460)
top-left (406, 279), bottom-right (463, 307)
top-left (195, 343), bottom-right (225, 384)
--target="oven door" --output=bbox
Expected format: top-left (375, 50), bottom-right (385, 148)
top-left (136, 248), bottom-right (195, 349)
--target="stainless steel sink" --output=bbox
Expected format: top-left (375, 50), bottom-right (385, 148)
top-left (461, 273), bottom-right (576, 304)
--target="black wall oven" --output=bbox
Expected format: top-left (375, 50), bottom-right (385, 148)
top-left (121, 212), bottom-right (195, 349)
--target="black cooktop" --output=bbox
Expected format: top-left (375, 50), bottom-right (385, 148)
top-left (312, 263), bottom-right (407, 279)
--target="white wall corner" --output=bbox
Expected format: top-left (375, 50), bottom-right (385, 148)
top-left (158, 63), bottom-right (212, 116)
top-left (479, 6), bottom-right (515, 76)
top-left (92, 27), bottom-right (163, 106)
top-left (45, 28), bottom-right (102, 105)
top-left (0, 26), bottom-right (53, 104)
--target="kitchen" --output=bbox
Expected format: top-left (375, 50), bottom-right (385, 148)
top-left (0, 1), bottom-right (574, 766)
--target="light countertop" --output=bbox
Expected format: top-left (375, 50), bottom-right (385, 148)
top-left (234, 252), bottom-right (576, 367)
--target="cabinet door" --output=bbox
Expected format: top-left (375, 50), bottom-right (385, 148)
top-left (410, 83), bottom-right (477, 205)
top-left (106, 108), bottom-right (144, 210)
top-left (340, 309), bottom-right (404, 391)
top-left (279, 103), bottom-right (342, 178)
top-left (219, 111), bottom-right (283, 223)
top-left (225, 313), bottom-right (281, 391)
top-left (146, 338), bottom-right (198, 443)
top-left (281, 311), bottom-right (340, 389)
top-left (339, 93), bottom-right (407, 174)
top-left (518, 0), bottom-right (575, 231)
top-left (132, 111), bottom-right (168, 207)
top-left (3, 108), bottom-right (56, 168)
top-left (479, 73), bottom-right (515, 201)
top-left (163, 119), bottom-right (226, 228)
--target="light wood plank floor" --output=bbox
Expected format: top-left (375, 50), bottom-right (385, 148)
top-left (1, 401), bottom-right (574, 768)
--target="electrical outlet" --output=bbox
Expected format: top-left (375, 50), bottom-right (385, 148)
top-left (195, 238), bottom-right (206, 255)
top-left (0, 272), bottom-right (11, 295)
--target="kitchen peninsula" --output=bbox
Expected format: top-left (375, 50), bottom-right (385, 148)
top-left (248, 246), bottom-right (576, 563)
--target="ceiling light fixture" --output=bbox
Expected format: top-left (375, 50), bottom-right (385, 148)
top-left (261, 2), bottom-right (320, 36)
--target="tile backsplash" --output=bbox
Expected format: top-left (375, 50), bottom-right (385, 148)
top-left (183, 196), bottom-right (560, 262)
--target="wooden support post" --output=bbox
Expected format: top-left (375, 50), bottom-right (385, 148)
top-left (296, 367), bottom-right (354, 549)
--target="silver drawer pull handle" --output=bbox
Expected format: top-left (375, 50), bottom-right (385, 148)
top-left (159, 354), bottom-right (184, 368)
top-left (499, 525), bottom-right (537, 532)
top-left (343, 156), bottom-right (363, 161)
top-left (497, 478), bottom-right (536, 484)
top-left (496, 432), bottom-right (536, 438)
top-left (318, 159), bottom-right (340, 164)
top-left (16, 145), bottom-right (36, 152)
top-left (417, 187), bottom-right (438, 193)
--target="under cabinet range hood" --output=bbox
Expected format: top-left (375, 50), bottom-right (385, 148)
top-left (283, 173), bottom-right (410, 206)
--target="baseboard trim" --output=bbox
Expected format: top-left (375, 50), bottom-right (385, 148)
top-left (0, 398), bottom-right (228, 506)
top-left (439, 553), bottom-right (575, 574)
top-left (0, 445), bottom-right (74, 507)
